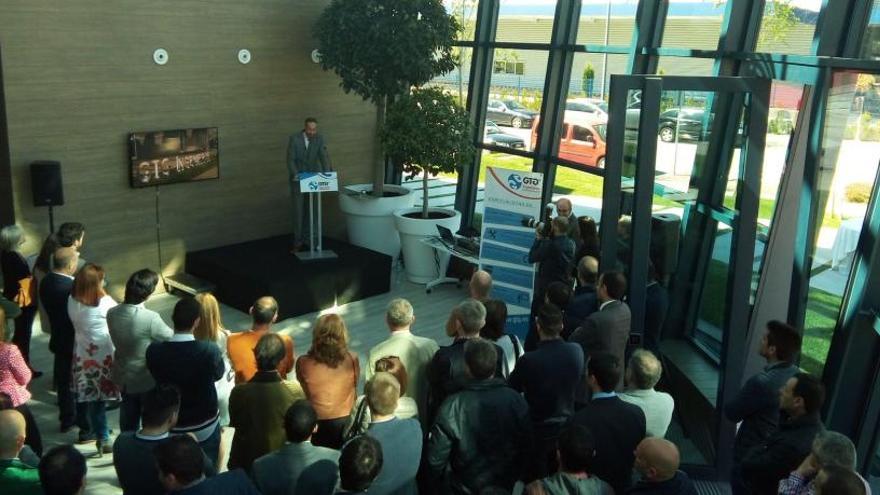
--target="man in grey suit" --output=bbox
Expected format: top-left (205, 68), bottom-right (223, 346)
top-left (252, 400), bottom-right (339, 495)
top-left (108, 269), bottom-right (174, 432)
top-left (287, 117), bottom-right (332, 252)
top-left (569, 271), bottom-right (631, 397)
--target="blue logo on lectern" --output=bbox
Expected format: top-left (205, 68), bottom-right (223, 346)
top-left (309, 182), bottom-right (319, 191)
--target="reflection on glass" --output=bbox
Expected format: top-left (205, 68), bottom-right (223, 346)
top-left (695, 218), bottom-right (732, 357)
top-left (754, 0), bottom-right (821, 55)
top-left (861, 0), bottom-right (880, 59)
top-left (662, 1), bottom-right (726, 50)
top-left (497, 0), bottom-right (557, 43)
top-left (656, 57), bottom-right (715, 77)
top-left (442, 0), bottom-right (479, 41)
top-left (427, 47), bottom-right (472, 108)
top-left (488, 49), bottom-right (549, 131)
top-left (576, 1), bottom-right (638, 47)
top-left (802, 72), bottom-right (880, 377)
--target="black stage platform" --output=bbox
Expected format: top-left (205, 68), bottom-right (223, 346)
top-left (186, 236), bottom-right (391, 320)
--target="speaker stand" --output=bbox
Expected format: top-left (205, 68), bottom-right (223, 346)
top-left (47, 205), bottom-right (55, 234)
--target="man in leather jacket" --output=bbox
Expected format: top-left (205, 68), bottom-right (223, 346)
top-left (426, 339), bottom-right (532, 494)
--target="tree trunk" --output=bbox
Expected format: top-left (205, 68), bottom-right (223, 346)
top-left (422, 171), bottom-right (430, 219)
top-left (373, 97), bottom-right (386, 198)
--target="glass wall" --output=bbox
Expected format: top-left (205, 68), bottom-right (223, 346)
top-left (754, 0), bottom-right (821, 55)
top-left (801, 71), bottom-right (880, 376)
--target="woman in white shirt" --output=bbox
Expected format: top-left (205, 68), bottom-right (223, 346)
top-left (68, 263), bottom-right (119, 456)
top-left (480, 299), bottom-right (523, 378)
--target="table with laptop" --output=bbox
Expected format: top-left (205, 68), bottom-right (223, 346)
top-left (421, 225), bottom-right (481, 292)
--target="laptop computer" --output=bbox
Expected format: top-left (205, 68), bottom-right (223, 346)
top-left (436, 225), bottom-right (456, 244)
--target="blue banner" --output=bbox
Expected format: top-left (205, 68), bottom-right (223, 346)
top-left (506, 314), bottom-right (531, 342)
top-left (483, 227), bottom-right (535, 248)
top-left (493, 284), bottom-right (532, 309)
top-left (483, 263), bottom-right (534, 289)
top-left (484, 206), bottom-right (534, 229)
top-left (481, 242), bottom-right (532, 268)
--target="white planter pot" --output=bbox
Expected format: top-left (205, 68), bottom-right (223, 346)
top-left (339, 184), bottom-right (414, 261)
top-left (394, 207), bottom-right (462, 284)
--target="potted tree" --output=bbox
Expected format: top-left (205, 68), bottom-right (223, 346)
top-left (314, 0), bottom-right (460, 260)
top-left (383, 87), bottom-right (475, 283)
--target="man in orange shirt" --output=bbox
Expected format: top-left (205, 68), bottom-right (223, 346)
top-left (227, 296), bottom-right (295, 383)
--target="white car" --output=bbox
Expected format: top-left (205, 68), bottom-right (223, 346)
top-left (565, 98), bottom-right (609, 122)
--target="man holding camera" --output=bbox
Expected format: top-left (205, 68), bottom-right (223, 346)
top-left (528, 216), bottom-right (576, 305)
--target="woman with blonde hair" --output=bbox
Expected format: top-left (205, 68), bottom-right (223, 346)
top-left (68, 263), bottom-right (118, 455)
top-left (295, 313), bottom-right (359, 449)
top-left (193, 293), bottom-right (233, 426)
top-left (0, 305), bottom-right (43, 455)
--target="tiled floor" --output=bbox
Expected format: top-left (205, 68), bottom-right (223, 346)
top-left (25, 264), bottom-right (469, 494)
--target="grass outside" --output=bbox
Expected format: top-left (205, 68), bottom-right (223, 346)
top-left (699, 258), bottom-right (840, 377)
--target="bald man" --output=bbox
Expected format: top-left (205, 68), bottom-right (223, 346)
top-left (629, 438), bottom-right (697, 495)
top-left (565, 256), bottom-right (599, 338)
top-left (469, 270), bottom-right (493, 301)
top-left (555, 198), bottom-right (581, 248)
top-left (0, 410), bottom-right (41, 494)
top-left (228, 296), bottom-right (295, 383)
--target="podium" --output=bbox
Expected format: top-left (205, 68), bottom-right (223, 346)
top-left (296, 172), bottom-right (338, 262)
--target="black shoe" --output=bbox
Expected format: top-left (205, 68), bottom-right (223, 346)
top-left (60, 424), bottom-right (75, 434)
top-left (30, 370), bottom-right (43, 379)
top-left (76, 433), bottom-right (96, 444)
top-left (95, 440), bottom-right (112, 457)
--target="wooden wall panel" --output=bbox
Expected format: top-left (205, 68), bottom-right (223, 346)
top-left (0, 0), bottom-right (377, 296)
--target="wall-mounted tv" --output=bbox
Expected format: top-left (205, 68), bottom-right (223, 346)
top-left (129, 127), bottom-right (219, 188)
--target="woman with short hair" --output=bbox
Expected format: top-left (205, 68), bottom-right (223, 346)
top-left (0, 225), bottom-right (39, 373)
top-left (480, 299), bottom-right (522, 378)
top-left (68, 263), bottom-right (119, 455)
top-left (346, 356), bottom-right (419, 438)
top-left (295, 313), bottom-right (360, 449)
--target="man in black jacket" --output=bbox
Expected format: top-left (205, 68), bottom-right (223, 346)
top-left (426, 299), bottom-right (503, 424)
top-left (739, 372), bottom-right (825, 495)
top-left (528, 216), bottom-right (576, 304)
top-left (567, 353), bottom-right (646, 494)
top-left (38, 247), bottom-right (83, 434)
top-left (147, 298), bottom-right (225, 466)
top-left (564, 255), bottom-right (599, 339)
top-left (509, 303), bottom-right (584, 479)
top-left (427, 339), bottom-right (532, 494)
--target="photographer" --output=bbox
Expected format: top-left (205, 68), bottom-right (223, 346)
top-left (528, 216), bottom-right (576, 305)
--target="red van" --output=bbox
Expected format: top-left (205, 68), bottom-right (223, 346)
top-left (530, 111), bottom-right (607, 169)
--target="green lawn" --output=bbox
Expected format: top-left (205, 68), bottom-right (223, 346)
top-left (699, 258), bottom-right (841, 377)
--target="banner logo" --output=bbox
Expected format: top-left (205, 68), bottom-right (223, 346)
top-left (507, 174), bottom-right (523, 190)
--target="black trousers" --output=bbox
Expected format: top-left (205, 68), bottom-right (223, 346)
top-left (16, 403), bottom-right (43, 456)
top-left (12, 306), bottom-right (36, 366)
top-left (54, 351), bottom-right (80, 430)
top-left (312, 416), bottom-right (349, 450)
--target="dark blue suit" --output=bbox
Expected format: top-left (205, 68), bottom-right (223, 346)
top-left (39, 272), bottom-right (80, 430)
top-left (174, 469), bottom-right (259, 495)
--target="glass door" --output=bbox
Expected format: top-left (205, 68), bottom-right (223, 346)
top-left (602, 75), bottom-right (770, 477)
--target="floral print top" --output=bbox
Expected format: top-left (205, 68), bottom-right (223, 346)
top-left (68, 295), bottom-right (120, 402)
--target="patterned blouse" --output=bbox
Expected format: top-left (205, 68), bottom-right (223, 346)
top-left (0, 342), bottom-right (32, 406)
top-left (68, 295), bottom-right (120, 402)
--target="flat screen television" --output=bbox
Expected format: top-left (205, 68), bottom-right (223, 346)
top-left (129, 127), bottom-right (219, 188)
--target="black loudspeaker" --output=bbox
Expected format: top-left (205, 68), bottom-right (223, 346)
top-left (650, 213), bottom-right (681, 282)
top-left (30, 161), bottom-right (64, 207)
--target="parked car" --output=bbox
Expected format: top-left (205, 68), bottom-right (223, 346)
top-left (486, 99), bottom-right (538, 128)
top-left (484, 121), bottom-right (526, 150)
top-left (531, 112), bottom-right (607, 169)
top-left (658, 107), bottom-right (708, 142)
top-left (565, 98), bottom-right (609, 122)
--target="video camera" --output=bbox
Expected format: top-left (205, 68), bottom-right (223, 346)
top-left (521, 203), bottom-right (556, 238)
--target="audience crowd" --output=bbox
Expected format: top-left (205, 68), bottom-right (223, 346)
top-left (0, 216), bottom-right (871, 495)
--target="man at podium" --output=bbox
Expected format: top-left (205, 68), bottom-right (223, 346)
top-left (287, 117), bottom-right (332, 253)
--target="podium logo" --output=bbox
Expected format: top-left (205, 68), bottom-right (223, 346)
top-left (309, 181), bottom-right (320, 191)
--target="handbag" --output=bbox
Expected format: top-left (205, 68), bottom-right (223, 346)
top-left (13, 277), bottom-right (34, 308)
top-left (342, 397), bottom-right (370, 443)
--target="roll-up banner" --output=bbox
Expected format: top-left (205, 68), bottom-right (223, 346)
top-left (479, 167), bottom-right (543, 340)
